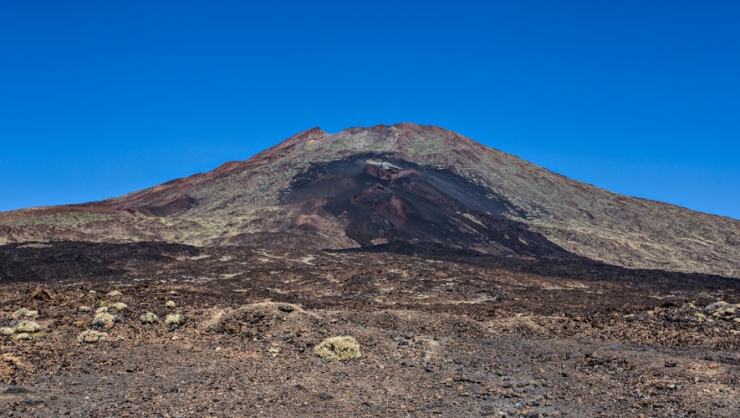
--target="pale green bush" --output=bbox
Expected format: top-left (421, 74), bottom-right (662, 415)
top-left (314, 336), bottom-right (361, 361)
top-left (13, 320), bottom-right (41, 333)
top-left (11, 331), bottom-right (44, 341)
top-left (140, 312), bottom-right (158, 324)
top-left (92, 312), bottom-right (117, 327)
top-left (78, 330), bottom-right (108, 343)
top-left (165, 314), bottom-right (182, 325)
top-left (12, 308), bottom-right (39, 319)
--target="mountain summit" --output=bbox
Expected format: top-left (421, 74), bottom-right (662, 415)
top-left (1, 123), bottom-right (738, 277)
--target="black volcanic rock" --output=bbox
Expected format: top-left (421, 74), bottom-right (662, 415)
top-left (283, 154), bottom-right (578, 260)
top-left (1, 123), bottom-right (738, 277)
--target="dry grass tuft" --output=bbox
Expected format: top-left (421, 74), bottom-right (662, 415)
top-left (107, 290), bottom-right (123, 297)
top-left (165, 300), bottom-right (176, 308)
top-left (0, 327), bottom-right (15, 336)
top-left (314, 336), bottom-right (362, 361)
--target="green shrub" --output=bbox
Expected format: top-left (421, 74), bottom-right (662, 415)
top-left (314, 336), bottom-right (362, 361)
top-left (165, 314), bottom-right (182, 325)
top-left (10, 331), bottom-right (44, 341)
top-left (13, 320), bottom-right (41, 333)
top-left (92, 312), bottom-right (117, 327)
top-left (12, 308), bottom-right (39, 319)
top-left (140, 312), bottom-right (158, 324)
top-left (78, 330), bottom-right (108, 343)
top-left (11, 333), bottom-right (31, 341)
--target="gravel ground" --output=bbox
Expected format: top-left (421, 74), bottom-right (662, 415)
top-left (1, 243), bottom-right (739, 417)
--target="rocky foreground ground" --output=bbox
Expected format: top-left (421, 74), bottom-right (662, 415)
top-left (1, 242), bottom-right (740, 417)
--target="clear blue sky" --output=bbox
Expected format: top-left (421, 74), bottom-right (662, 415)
top-left (1, 1), bottom-right (738, 219)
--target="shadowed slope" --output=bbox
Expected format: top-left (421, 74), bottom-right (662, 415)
top-left (281, 154), bottom-right (580, 260)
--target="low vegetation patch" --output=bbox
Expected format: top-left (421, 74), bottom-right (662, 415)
top-left (78, 330), bottom-right (108, 343)
top-left (706, 301), bottom-right (737, 311)
top-left (107, 290), bottom-right (123, 297)
top-left (165, 314), bottom-right (183, 330)
top-left (9, 330), bottom-right (44, 341)
top-left (140, 312), bottom-right (158, 324)
top-left (11, 333), bottom-right (31, 341)
top-left (165, 314), bottom-right (182, 325)
top-left (706, 300), bottom-right (740, 320)
top-left (13, 320), bottom-right (41, 333)
top-left (111, 302), bottom-right (128, 310)
top-left (314, 336), bottom-right (362, 361)
top-left (92, 312), bottom-right (117, 327)
top-left (78, 306), bottom-right (92, 312)
top-left (0, 327), bottom-right (15, 336)
top-left (165, 300), bottom-right (176, 308)
top-left (12, 308), bottom-right (39, 319)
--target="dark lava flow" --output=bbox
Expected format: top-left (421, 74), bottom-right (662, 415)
top-left (0, 241), bottom-right (198, 283)
top-left (283, 154), bottom-right (579, 260)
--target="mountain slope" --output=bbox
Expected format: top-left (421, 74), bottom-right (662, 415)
top-left (1, 123), bottom-right (738, 277)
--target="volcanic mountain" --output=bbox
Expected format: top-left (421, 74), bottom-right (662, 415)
top-left (1, 123), bottom-right (738, 277)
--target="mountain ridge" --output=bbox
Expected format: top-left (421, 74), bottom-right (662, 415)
top-left (1, 123), bottom-right (738, 278)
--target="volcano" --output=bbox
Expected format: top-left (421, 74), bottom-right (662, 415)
top-left (1, 123), bottom-right (738, 277)
top-left (4, 124), bottom-right (740, 416)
